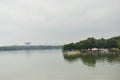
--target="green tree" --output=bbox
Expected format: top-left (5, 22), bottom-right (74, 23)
top-left (63, 36), bottom-right (120, 51)
top-left (96, 38), bottom-right (107, 49)
top-left (86, 37), bottom-right (97, 49)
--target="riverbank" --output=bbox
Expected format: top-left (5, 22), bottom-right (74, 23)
top-left (63, 49), bottom-right (120, 56)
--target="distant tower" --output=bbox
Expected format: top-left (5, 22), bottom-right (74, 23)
top-left (25, 42), bottom-right (31, 46)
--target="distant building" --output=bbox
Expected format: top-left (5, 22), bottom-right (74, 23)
top-left (99, 49), bottom-right (108, 53)
top-left (25, 42), bottom-right (31, 46)
top-left (92, 48), bottom-right (98, 51)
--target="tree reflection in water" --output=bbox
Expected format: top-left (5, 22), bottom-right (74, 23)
top-left (62, 52), bottom-right (120, 67)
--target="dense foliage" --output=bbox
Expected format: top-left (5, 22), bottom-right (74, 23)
top-left (63, 36), bottom-right (120, 51)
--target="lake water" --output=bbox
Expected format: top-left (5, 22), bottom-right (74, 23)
top-left (0, 49), bottom-right (120, 80)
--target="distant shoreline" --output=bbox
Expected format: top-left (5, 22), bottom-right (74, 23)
top-left (0, 45), bottom-right (63, 51)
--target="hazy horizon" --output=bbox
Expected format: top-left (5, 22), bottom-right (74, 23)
top-left (0, 35), bottom-right (120, 46)
top-left (0, 0), bottom-right (120, 46)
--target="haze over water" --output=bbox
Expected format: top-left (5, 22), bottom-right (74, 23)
top-left (0, 49), bottom-right (120, 80)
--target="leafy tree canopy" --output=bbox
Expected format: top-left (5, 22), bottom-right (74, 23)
top-left (63, 36), bottom-right (120, 51)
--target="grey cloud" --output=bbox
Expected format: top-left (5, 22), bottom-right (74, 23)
top-left (0, 0), bottom-right (120, 45)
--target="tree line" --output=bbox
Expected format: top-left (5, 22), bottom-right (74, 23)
top-left (0, 45), bottom-right (62, 51)
top-left (63, 36), bottom-right (120, 51)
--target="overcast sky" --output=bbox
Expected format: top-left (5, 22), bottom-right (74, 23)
top-left (0, 0), bottom-right (120, 46)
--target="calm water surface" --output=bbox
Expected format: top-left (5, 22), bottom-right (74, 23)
top-left (0, 49), bottom-right (120, 80)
